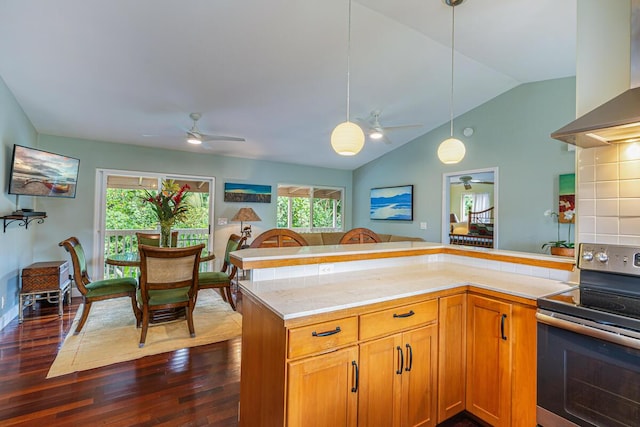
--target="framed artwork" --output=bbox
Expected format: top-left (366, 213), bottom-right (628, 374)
top-left (224, 182), bottom-right (272, 203)
top-left (558, 173), bottom-right (575, 223)
top-left (370, 185), bottom-right (413, 221)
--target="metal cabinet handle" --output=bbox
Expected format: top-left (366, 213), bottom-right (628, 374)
top-left (405, 343), bottom-right (413, 372)
top-left (351, 360), bottom-right (359, 393)
top-left (312, 326), bottom-right (341, 337)
top-left (393, 310), bottom-right (415, 319)
top-left (500, 314), bottom-right (507, 340)
top-left (396, 346), bottom-right (404, 374)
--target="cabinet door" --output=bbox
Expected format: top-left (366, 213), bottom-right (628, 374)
top-left (287, 346), bottom-right (358, 427)
top-left (358, 334), bottom-right (402, 427)
top-left (400, 325), bottom-right (438, 427)
top-left (466, 295), bottom-right (512, 426)
top-left (437, 294), bottom-right (466, 423)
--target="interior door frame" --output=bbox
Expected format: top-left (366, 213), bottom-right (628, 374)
top-left (92, 168), bottom-right (215, 279)
top-left (441, 167), bottom-right (498, 248)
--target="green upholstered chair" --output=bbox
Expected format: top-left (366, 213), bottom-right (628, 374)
top-left (135, 231), bottom-right (179, 247)
top-left (137, 244), bottom-right (204, 347)
top-left (197, 233), bottom-right (245, 311)
top-left (59, 236), bottom-right (140, 335)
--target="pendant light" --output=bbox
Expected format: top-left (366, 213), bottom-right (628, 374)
top-left (331, 0), bottom-right (365, 156)
top-left (437, 0), bottom-right (466, 165)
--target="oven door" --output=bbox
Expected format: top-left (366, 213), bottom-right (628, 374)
top-left (537, 310), bottom-right (640, 427)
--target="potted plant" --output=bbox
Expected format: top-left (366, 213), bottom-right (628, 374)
top-left (541, 209), bottom-right (575, 257)
top-left (142, 180), bottom-right (190, 247)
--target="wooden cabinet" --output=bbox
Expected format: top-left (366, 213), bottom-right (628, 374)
top-left (465, 294), bottom-right (536, 427)
top-left (287, 346), bottom-right (358, 427)
top-left (358, 325), bottom-right (437, 427)
top-left (437, 294), bottom-right (466, 423)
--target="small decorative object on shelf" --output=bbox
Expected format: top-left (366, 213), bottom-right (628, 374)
top-left (2, 211), bottom-right (47, 232)
top-left (541, 209), bottom-right (575, 256)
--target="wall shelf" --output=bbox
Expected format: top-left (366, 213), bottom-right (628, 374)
top-left (2, 213), bottom-right (47, 232)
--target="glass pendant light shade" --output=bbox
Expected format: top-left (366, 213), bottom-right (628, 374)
top-left (331, 121), bottom-right (365, 156)
top-left (437, 137), bottom-right (466, 164)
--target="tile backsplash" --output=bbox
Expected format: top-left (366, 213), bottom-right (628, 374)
top-left (577, 142), bottom-right (640, 245)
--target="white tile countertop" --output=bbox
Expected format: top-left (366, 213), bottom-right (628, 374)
top-left (238, 262), bottom-right (577, 320)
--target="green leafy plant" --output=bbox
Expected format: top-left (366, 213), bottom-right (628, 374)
top-left (541, 209), bottom-right (575, 251)
top-left (142, 180), bottom-right (191, 225)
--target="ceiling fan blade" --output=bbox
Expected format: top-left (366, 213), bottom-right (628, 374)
top-left (201, 134), bottom-right (246, 142)
top-left (381, 124), bottom-right (423, 131)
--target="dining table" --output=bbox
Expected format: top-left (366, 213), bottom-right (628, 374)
top-left (106, 249), bottom-right (215, 267)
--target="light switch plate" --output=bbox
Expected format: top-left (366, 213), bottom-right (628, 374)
top-left (420, 222), bottom-right (427, 230)
top-left (217, 217), bottom-right (228, 225)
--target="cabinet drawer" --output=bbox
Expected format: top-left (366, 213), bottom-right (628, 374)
top-left (360, 299), bottom-right (438, 340)
top-left (288, 316), bottom-right (358, 359)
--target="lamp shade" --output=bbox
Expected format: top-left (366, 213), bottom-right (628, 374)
top-left (232, 207), bottom-right (261, 222)
top-left (331, 121), bottom-right (365, 156)
top-left (437, 137), bottom-right (466, 164)
top-left (450, 213), bottom-right (459, 223)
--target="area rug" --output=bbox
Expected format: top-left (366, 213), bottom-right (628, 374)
top-left (47, 290), bottom-right (242, 378)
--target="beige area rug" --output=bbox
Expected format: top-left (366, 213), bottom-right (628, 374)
top-left (47, 290), bottom-right (242, 378)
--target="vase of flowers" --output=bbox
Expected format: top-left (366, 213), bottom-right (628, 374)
top-left (142, 180), bottom-right (190, 247)
top-left (541, 209), bottom-right (575, 256)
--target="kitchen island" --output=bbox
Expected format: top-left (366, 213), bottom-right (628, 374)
top-left (231, 242), bottom-right (576, 427)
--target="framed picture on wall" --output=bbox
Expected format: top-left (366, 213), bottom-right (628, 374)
top-left (224, 182), bottom-right (272, 203)
top-left (558, 173), bottom-right (575, 223)
top-left (370, 185), bottom-right (413, 220)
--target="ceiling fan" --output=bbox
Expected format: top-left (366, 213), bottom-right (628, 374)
top-left (452, 175), bottom-right (495, 190)
top-left (355, 110), bottom-right (422, 144)
top-left (185, 113), bottom-right (245, 145)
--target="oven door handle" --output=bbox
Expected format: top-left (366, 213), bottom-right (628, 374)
top-left (536, 312), bottom-right (640, 351)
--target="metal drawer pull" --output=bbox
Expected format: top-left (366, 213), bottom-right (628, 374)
top-left (405, 343), bottom-right (413, 372)
top-left (501, 314), bottom-right (507, 340)
top-left (312, 326), bottom-right (341, 337)
top-left (396, 346), bottom-right (404, 374)
top-left (393, 310), bottom-right (415, 319)
top-left (351, 360), bottom-right (359, 393)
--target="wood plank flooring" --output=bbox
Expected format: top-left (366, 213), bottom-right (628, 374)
top-left (1, 295), bottom-right (485, 426)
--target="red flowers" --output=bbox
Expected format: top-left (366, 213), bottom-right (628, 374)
top-left (143, 180), bottom-right (191, 223)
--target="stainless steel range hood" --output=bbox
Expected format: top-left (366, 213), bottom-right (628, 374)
top-left (551, 0), bottom-right (640, 147)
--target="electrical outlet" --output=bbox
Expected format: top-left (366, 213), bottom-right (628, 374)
top-left (217, 217), bottom-right (228, 225)
top-left (319, 263), bottom-right (334, 275)
top-left (420, 222), bottom-right (427, 230)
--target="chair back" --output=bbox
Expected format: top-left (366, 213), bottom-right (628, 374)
top-left (223, 234), bottom-right (246, 272)
top-left (138, 244), bottom-right (204, 306)
top-left (339, 228), bottom-right (382, 244)
top-left (136, 231), bottom-right (179, 247)
top-left (58, 236), bottom-right (91, 295)
top-left (249, 228), bottom-right (309, 248)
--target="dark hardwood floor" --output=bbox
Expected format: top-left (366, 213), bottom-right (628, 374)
top-left (1, 295), bottom-right (485, 426)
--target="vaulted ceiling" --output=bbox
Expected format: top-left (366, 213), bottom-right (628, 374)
top-left (0, 0), bottom-right (576, 170)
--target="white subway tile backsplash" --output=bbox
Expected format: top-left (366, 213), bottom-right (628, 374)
top-left (594, 234), bottom-right (619, 244)
top-left (619, 235), bottom-right (640, 245)
top-left (578, 146), bottom-right (595, 166)
top-left (594, 145), bottom-right (619, 163)
top-left (620, 142), bottom-right (640, 161)
top-left (595, 163), bottom-right (619, 181)
top-left (578, 232), bottom-right (596, 244)
top-left (596, 181), bottom-right (619, 198)
top-left (579, 165), bottom-right (595, 182)
top-left (620, 179), bottom-right (640, 197)
top-left (620, 217), bottom-right (640, 235)
top-left (579, 216), bottom-right (596, 234)
top-left (620, 160), bottom-right (640, 179)
top-left (578, 199), bottom-right (595, 216)
top-left (596, 217), bottom-right (619, 235)
top-left (595, 199), bottom-right (619, 217)
top-left (579, 182), bottom-right (596, 198)
top-left (620, 199), bottom-right (640, 217)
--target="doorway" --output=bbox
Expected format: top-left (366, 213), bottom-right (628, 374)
top-left (93, 169), bottom-right (215, 278)
top-left (442, 167), bottom-right (498, 248)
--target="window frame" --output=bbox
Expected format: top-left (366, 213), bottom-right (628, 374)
top-left (276, 184), bottom-right (344, 232)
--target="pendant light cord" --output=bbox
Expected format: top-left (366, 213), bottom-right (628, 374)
top-left (346, 0), bottom-right (352, 123)
top-left (449, 3), bottom-right (456, 137)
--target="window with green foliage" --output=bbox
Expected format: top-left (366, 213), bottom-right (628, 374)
top-left (277, 185), bottom-right (343, 231)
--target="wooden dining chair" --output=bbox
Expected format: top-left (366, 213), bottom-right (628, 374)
top-left (197, 233), bottom-right (246, 311)
top-left (249, 228), bottom-right (309, 248)
top-left (59, 236), bottom-right (140, 334)
top-left (339, 227), bottom-right (382, 244)
top-left (137, 244), bottom-right (204, 347)
top-left (136, 231), bottom-right (179, 247)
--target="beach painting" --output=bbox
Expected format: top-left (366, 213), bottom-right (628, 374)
top-left (224, 182), bottom-right (272, 203)
top-left (370, 185), bottom-right (413, 220)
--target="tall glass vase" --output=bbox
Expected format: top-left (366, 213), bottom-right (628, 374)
top-left (159, 220), bottom-right (173, 247)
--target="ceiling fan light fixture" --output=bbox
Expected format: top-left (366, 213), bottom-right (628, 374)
top-left (187, 135), bottom-right (202, 145)
top-left (331, 121), bottom-right (365, 155)
top-left (369, 129), bottom-right (384, 140)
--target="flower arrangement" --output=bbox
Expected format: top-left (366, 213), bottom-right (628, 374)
top-left (142, 180), bottom-right (190, 246)
top-left (541, 208), bottom-right (575, 252)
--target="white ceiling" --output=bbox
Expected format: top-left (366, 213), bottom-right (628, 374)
top-left (0, 0), bottom-right (576, 171)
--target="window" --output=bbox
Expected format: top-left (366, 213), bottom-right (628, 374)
top-left (461, 192), bottom-right (490, 221)
top-left (277, 184), bottom-right (343, 231)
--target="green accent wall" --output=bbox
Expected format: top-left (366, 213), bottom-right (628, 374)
top-left (353, 77), bottom-right (576, 253)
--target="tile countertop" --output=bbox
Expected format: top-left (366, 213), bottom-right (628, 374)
top-left (238, 262), bottom-right (577, 320)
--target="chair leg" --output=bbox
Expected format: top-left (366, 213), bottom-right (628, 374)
top-left (139, 307), bottom-right (150, 348)
top-left (224, 286), bottom-right (236, 311)
top-left (130, 292), bottom-right (141, 328)
top-left (74, 300), bottom-right (92, 334)
top-left (219, 288), bottom-right (227, 302)
top-left (187, 303), bottom-right (196, 338)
